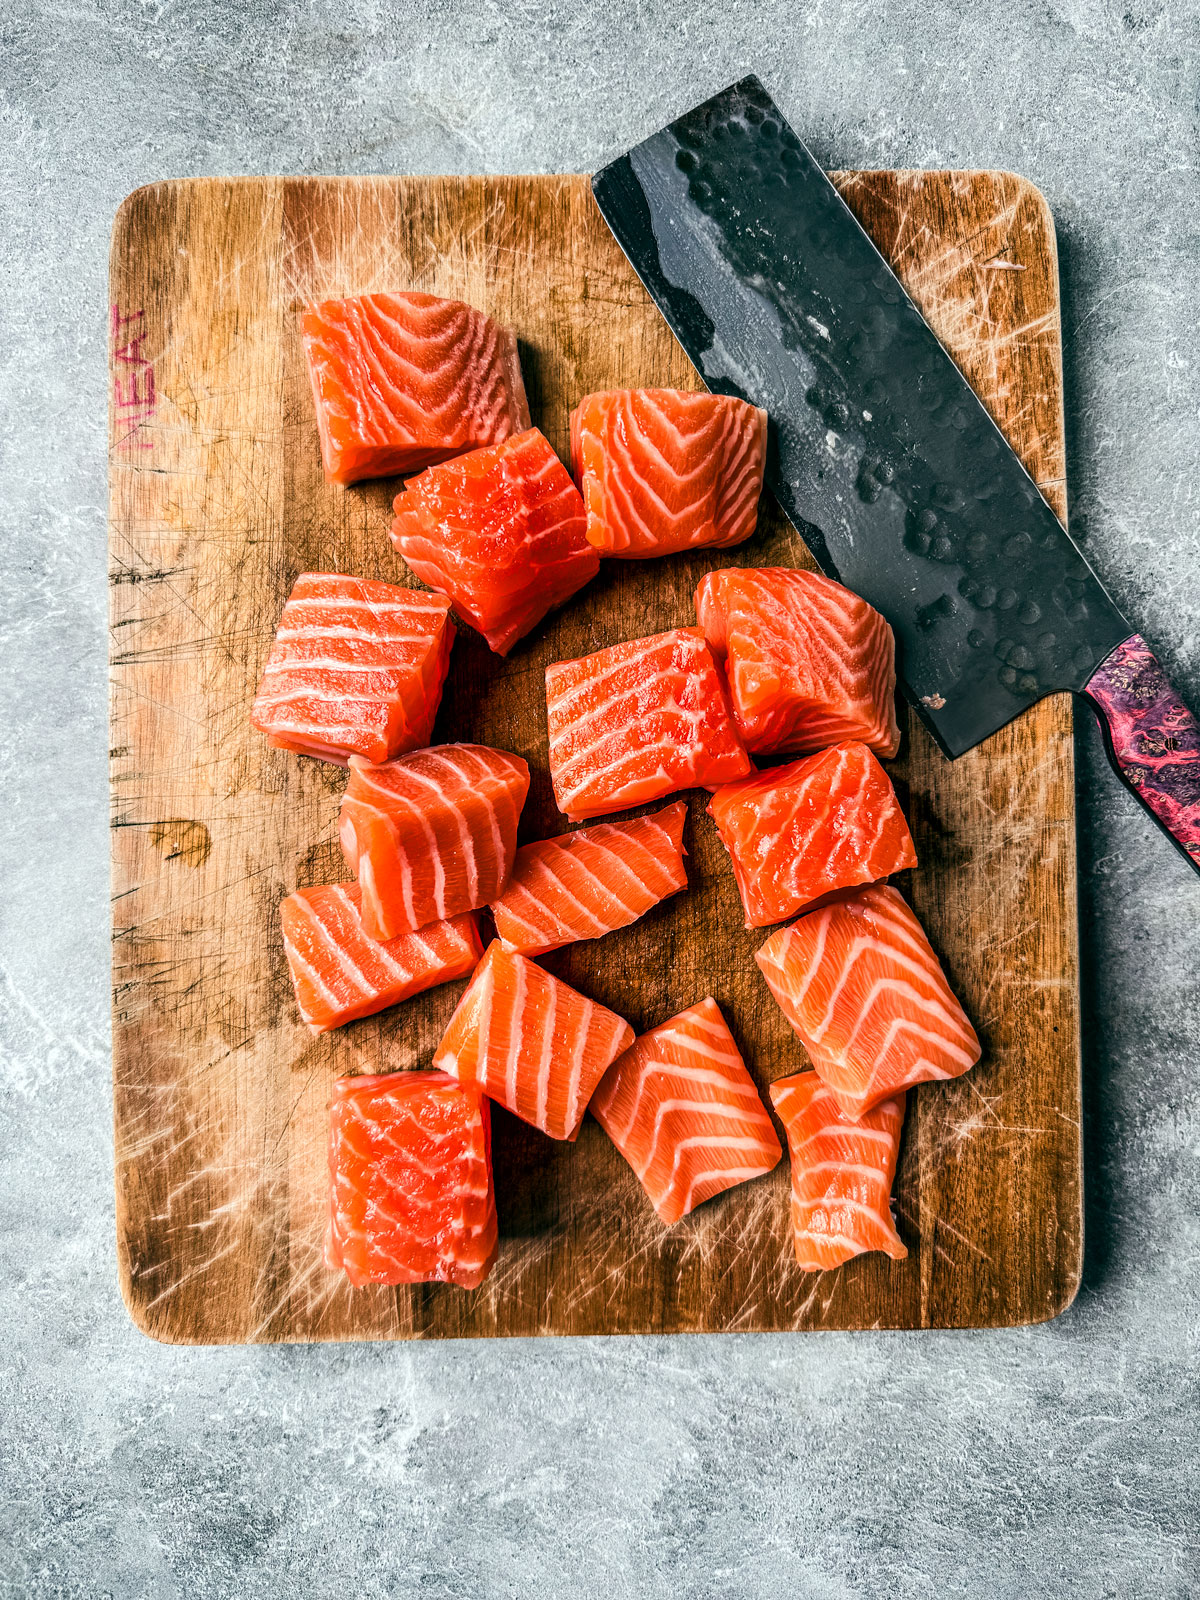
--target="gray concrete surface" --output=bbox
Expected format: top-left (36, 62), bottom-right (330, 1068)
top-left (2, 1), bottom-right (1199, 1594)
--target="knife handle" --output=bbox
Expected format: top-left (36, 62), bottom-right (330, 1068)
top-left (1082, 633), bottom-right (1200, 874)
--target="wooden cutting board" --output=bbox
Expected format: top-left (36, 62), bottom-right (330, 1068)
top-left (109, 172), bottom-right (1081, 1342)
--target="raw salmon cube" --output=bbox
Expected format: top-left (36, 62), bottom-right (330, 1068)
top-left (545, 626), bottom-right (752, 820)
top-left (250, 573), bottom-right (453, 765)
top-left (339, 744), bottom-right (530, 942)
top-left (302, 292), bottom-right (530, 486)
top-left (326, 1071), bottom-right (497, 1289)
top-left (391, 428), bottom-right (598, 656)
top-left (280, 883), bottom-right (482, 1032)
top-left (433, 941), bottom-right (634, 1141)
top-left (570, 389), bottom-right (767, 557)
top-left (697, 567), bottom-right (900, 758)
top-left (770, 1071), bottom-right (907, 1271)
top-left (756, 885), bottom-right (981, 1120)
top-left (590, 997), bottom-right (781, 1223)
top-left (491, 802), bottom-right (688, 956)
top-left (708, 741), bottom-right (917, 927)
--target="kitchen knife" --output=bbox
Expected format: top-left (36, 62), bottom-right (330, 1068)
top-left (592, 76), bottom-right (1200, 873)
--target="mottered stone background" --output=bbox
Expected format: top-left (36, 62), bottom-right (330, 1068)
top-left (2, 1), bottom-right (1198, 1595)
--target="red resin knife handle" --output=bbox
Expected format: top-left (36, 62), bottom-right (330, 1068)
top-left (1082, 633), bottom-right (1200, 873)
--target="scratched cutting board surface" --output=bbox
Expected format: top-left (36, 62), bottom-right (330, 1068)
top-left (109, 173), bottom-right (1081, 1342)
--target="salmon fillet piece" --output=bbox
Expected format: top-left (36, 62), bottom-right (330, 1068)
top-left (491, 801), bottom-right (688, 956)
top-left (590, 997), bottom-right (781, 1223)
top-left (302, 292), bottom-right (529, 486)
top-left (250, 573), bottom-right (453, 765)
top-left (339, 743), bottom-right (530, 941)
top-left (390, 428), bottom-right (598, 656)
top-left (545, 626), bottom-right (752, 820)
top-left (570, 389), bottom-right (767, 557)
top-left (697, 567), bottom-right (900, 757)
top-left (325, 1071), bottom-right (497, 1289)
top-left (433, 941), bottom-right (634, 1141)
top-left (280, 882), bottom-right (482, 1032)
top-left (770, 1071), bottom-right (907, 1270)
top-left (756, 885), bottom-right (981, 1119)
top-left (708, 741), bottom-right (917, 927)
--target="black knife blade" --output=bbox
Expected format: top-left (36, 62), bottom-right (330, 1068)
top-left (592, 77), bottom-right (1200, 873)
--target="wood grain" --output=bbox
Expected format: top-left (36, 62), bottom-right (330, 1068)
top-left (109, 172), bottom-right (1081, 1341)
